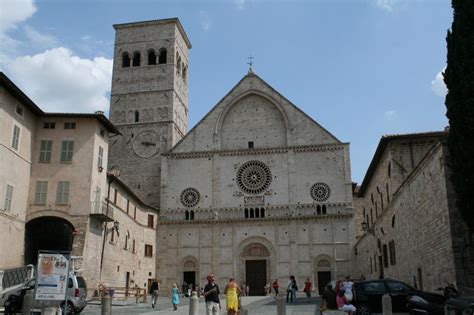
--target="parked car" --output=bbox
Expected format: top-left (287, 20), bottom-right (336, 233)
top-left (5, 273), bottom-right (87, 314)
top-left (353, 279), bottom-right (446, 315)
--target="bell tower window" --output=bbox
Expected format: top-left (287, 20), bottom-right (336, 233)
top-left (158, 48), bottom-right (167, 64)
top-left (133, 52), bottom-right (141, 67)
top-left (148, 49), bottom-right (157, 65)
top-left (122, 52), bottom-right (130, 68)
top-left (134, 111), bottom-right (139, 122)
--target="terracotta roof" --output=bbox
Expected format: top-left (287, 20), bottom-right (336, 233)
top-left (107, 173), bottom-right (159, 212)
top-left (43, 112), bottom-right (121, 135)
top-left (357, 131), bottom-right (447, 196)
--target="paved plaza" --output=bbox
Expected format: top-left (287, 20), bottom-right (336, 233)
top-left (81, 293), bottom-right (321, 315)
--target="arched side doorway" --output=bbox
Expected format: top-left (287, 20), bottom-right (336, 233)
top-left (314, 255), bottom-right (334, 295)
top-left (238, 240), bottom-right (274, 296)
top-left (181, 257), bottom-right (199, 294)
top-left (25, 216), bottom-right (74, 265)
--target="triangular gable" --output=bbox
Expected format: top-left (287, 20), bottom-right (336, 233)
top-left (170, 72), bottom-right (341, 154)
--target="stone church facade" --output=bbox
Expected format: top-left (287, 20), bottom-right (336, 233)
top-left (108, 18), bottom-right (354, 295)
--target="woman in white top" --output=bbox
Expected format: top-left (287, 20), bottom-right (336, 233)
top-left (342, 275), bottom-right (355, 302)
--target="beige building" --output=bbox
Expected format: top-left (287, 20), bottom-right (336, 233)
top-left (352, 132), bottom-right (474, 293)
top-left (0, 71), bottom-right (159, 294)
top-left (0, 73), bottom-right (43, 269)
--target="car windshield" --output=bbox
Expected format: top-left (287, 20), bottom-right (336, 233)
top-left (363, 281), bottom-right (385, 292)
top-left (76, 276), bottom-right (87, 289)
top-left (387, 281), bottom-right (413, 292)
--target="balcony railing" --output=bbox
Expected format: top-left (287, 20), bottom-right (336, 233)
top-left (90, 200), bottom-right (114, 222)
top-left (159, 202), bottom-right (352, 223)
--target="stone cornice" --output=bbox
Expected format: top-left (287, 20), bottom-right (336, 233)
top-left (158, 212), bottom-right (353, 226)
top-left (161, 202), bottom-right (352, 212)
top-left (163, 142), bottom-right (349, 159)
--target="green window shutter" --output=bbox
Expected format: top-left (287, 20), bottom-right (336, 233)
top-left (4, 185), bottom-right (13, 211)
top-left (12, 125), bottom-right (20, 150)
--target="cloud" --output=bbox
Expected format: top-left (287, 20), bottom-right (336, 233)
top-left (7, 47), bottom-right (113, 113)
top-left (385, 110), bottom-right (398, 121)
top-left (23, 25), bottom-right (58, 49)
top-left (0, 0), bottom-right (37, 34)
top-left (431, 68), bottom-right (447, 97)
top-left (199, 11), bottom-right (212, 32)
top-left (375, 0), bottom-right (395, 12)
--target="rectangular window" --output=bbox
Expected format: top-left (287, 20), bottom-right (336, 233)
top-left (39, 140), bottom-right (53, 163)
top-left (43, 122), bottom-right (55, 129)
top-left (144, 244), bottom-right (153, 257)
top-left (64, 122), bottom-right (76, 129)
top-left (4, 185), bottom-right (13, 211)
top-left (111, 229), bottom-right (115, 242)
top-left (98, 146), bottom-right (103, 169)
top-left (126, 200), bottom-right (130, 214)
top-left (134, 207), bottom-right (137, 220)
top-left (113, 189), bottom-right (118, 204)
top-left (383, 244), bottom-right (389, 268)
top-left (248, 141), bottom-right (254, 149)
top-left (389, 240), bottom-right (396, 265)
top-left (34, 181), bottom-right (48, 204)
top-left (15, 104), bottom-right (24, 116)
top-left (147, 214), bottom-right (154, 228)
top-left (100, 129), bottom-right (105, 137)
top-left (12, 125), bottom-right (20, 150)
top-left (56, 181), bottom-right (70, 204)
top-left (60, 141), bottom-right (74, 162)
top-left (132, 239), bottom-right (136, 253)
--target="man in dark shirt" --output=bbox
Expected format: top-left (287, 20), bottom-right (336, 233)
top-left (150, 280), bottom-right (159, 308)
top-left (320, 284), bottom-right (338, 312)
top-left (203, 273), bottom-right (220, 315)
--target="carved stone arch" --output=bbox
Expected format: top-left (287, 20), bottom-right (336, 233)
top-left (313, 254), bottom-right (335, 294)
top-left (314, 254), bottom-right (334, 271)
top-left (214, 90), bottom-right (290, 150)
top-left (236, 237), bottom-right (276, 293)
top-left (181, 256), bottom-right (198, 271)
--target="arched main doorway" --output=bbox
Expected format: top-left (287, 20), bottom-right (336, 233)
top-left (25, 216), bottom-right (74, 265)
top-left (240, 242), bottom-right (271, 296)
top-left (315, 256), bottom-right (333, 295)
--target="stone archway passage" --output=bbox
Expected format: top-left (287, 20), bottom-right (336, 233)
top-left (246, 260), bottom-right (266, 296)
top-left (25, 216), bottom-right (74, 265)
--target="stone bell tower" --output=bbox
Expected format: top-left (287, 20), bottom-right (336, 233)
top-left (108, 18), bottom-right (191, 207)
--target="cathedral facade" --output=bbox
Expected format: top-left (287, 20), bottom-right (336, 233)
top-left (108, 18), bottom-right (354, 294)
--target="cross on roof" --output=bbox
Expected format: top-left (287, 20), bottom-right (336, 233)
top-left (247, 56), bottom-right (254, 74)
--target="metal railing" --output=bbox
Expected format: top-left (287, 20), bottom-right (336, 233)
top-left (0, 265), bottom-right (34, 291)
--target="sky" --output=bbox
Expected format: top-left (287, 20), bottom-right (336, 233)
top-left (0, 0), bottom-right (452, 183)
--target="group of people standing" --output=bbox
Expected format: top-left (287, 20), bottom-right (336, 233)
top-left (320, 275), bottom-right (356, 314)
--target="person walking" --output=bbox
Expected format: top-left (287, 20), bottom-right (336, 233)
top-left (150, 279), bottom-right (159, 308)
top-left (203, 273), bottom-right (220, 315)
top-left (289, 275), bottom-right (298, 304)
top-left (225, 278), bottom-right (242, 315)
top-left (272, 279), bottom-right (279, 297)
top-left (304, 278), bottom-right (312, 298)
top-left (171, 283), bottom-right (180, 311)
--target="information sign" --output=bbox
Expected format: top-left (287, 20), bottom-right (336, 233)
top-left (35, 253), bottom-right (69, 301)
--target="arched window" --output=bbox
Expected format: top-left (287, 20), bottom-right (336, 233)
top-left (386, 183), bottom-right (390, 203)
top-left (322, 205), bottom-right (327, 215)
top-left (244, 208), bottom-right (249, 218)
top-left (261, 208), bottom-right (265, 218)
top-left (182, 65), bottom-right (187, 82)
top-left (190, 211), bottom-right (194, 221)
top-left (158, 48), bottom-right (167, 64)
top-left (185, 211), bottom-right (189, 220)
top-left (122, 52), bottom-right (130, 68)
top-left (134, 110), bottom-right (139, 122)
top-left (317, 205), bottom-right (321, 215)
top-left (255, 208), bottom-right (260, 218)
top-left (148, 49), bottom-right (157, 65)
top-left (177, 56), bottom-right (181, 76)
top-left (133, 52), bottom-right (140, 67)
top-left (250, 208), bottom-right (254, 218)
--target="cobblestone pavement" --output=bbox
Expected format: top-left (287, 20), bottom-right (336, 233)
top-left (81, 293), bottom-right (321, 314)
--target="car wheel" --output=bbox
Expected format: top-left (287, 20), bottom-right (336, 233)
top-left (61, 301), bottom-right (74, 314)
top-left (75, 307), bottom-right (85, 314)
top-left (357, 303), bottom-right (370, 315)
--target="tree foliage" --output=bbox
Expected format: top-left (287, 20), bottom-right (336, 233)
top-left (444, 0), bottom-right (474, 238)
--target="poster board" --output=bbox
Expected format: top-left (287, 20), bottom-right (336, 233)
top-left (35, 253), bottom-right (69, 301)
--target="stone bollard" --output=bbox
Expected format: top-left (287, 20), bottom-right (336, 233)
top-left (276, 291), bottom-right (286, 315)
top-left (189, 291), bottom-right (198, 315)
top-left (382, 293), bottom-right (392, 315)
top-left (101, 293), bottom-right (112, 315)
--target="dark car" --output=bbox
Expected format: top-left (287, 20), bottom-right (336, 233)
top-left (353, 279), bottom-right (446, 315)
